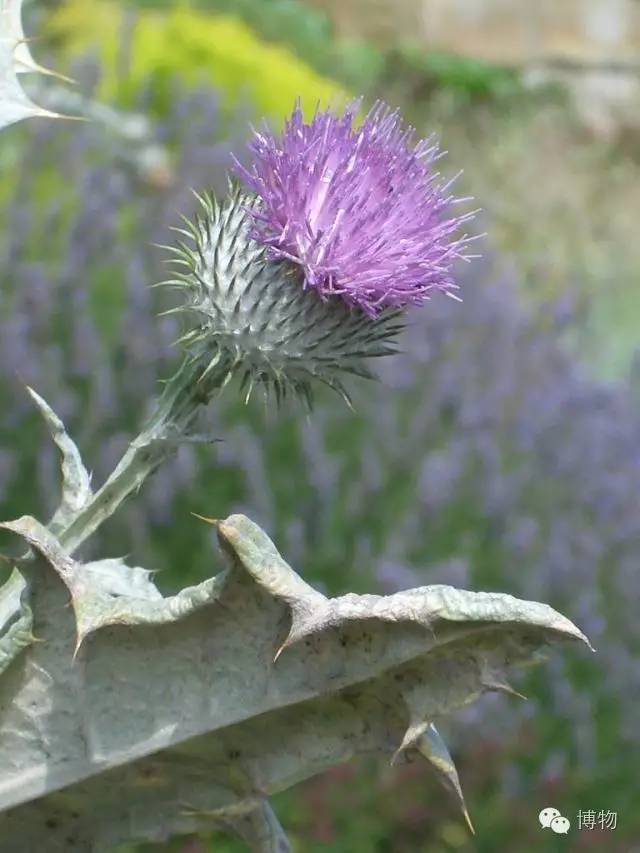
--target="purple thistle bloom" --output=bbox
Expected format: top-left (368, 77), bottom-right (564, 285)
top-left (235, 100), bottom-right (476, 316)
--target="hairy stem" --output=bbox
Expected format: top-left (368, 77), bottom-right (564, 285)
top-left (58, 357), bottom-right (225, 555)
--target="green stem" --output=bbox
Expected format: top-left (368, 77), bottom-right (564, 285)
top-left (58, 357), bottom-right (226, 556)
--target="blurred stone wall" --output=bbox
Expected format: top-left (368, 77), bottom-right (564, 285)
top-left (311, 0), bottom-right (640, 137)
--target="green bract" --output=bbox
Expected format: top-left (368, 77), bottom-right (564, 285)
top-left (163, 189), bottom-right (403, 407)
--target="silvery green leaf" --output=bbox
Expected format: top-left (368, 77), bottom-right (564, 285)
top-left (1, 517), bottom-right (225, 651)
top-left (216, 799), bottom-right (292, 853)
top-left (27, 387), bottom-right (93, 533)
top-left (393, 721), bottom-right (474, 833)
top-left (0, 567), bottom-right (33, 676)
top-left (0, 513), bottom-right (590, 851)
top-left (82, 557), bottom-right (162, 601)
top-left (2, 0), bottom-right (39, 73)
top-left (0, 0), bottom-right (61, 130)
top-left (0, 342), bottom-right (88, 678)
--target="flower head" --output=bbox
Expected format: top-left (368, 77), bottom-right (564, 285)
top-left (163, 101), bottom-right (477, 409)
top-left (234, 100), bottom-right (475, 316)
top-left (161, 190), bottom-right (402, 408)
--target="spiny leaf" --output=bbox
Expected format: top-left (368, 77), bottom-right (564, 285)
top-left (414, 723), bottom-right (474, 835)
top-left (0, 568), bottom-right (33, 676)
top-left (219, 799), bottom-right (292, 853)
top-left (0, 0), bottom-right (63, 130)
top-left (0, 513), bottom-right (590, 850)
top-left (27, 387), bottom-right (92, 533)
top-left (0, 517), bottom-right (227, 651)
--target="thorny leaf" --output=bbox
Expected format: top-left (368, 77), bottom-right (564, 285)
top-left (0, 512), bottom-right (590, 850)
top-left (27, 387), bottom-right (92, 534)
top-left (217, 799), bottom-right (292, 853)
top-left (0, 567), bottom-right (32, 676)
top-left (394, 721), bottom-right (474, 834)
top-left (0, 0), bottom-right (63, 130)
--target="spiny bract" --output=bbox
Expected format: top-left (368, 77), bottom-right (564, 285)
top-left (160, 189), bottom-right (403, 407)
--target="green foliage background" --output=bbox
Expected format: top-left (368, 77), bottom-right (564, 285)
top-left (47, 0), bottom-right (348, 119)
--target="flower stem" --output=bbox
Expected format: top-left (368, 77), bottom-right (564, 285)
top-left (58, 356), bottom-right (226, 556)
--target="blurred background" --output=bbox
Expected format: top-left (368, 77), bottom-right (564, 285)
top-left (1, 0), bottom-right (639, 850)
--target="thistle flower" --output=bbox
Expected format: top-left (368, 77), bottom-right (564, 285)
top-left (234, 101), bottom-right (476, 316)
top-left (161, 189), bottom-right (402, 408)
top-left (162, 101), bottom-right (474, 408)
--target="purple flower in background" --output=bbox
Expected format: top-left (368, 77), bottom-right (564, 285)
top-left (235, 101), bottom-right (476, 316)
